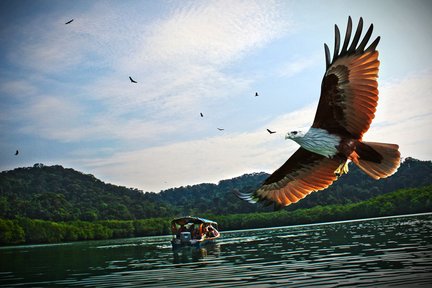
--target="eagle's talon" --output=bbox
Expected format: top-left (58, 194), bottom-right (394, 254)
top-left (335, 161), bottom-right (349, 177)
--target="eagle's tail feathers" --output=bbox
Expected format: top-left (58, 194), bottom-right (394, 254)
top-left (352, 141), bottom-right (400, 180)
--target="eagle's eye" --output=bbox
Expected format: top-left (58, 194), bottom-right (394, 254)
top-left (292, 131), bottom-right (298, 135)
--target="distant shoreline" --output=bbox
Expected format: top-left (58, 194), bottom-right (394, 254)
top-left (222, 211), bottom-right (432, 234)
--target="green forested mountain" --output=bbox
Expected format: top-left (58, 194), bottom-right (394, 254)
top-left (152, 157), bottom-right (432, 214)
top-left (0, 157), bottom-right (431, 221)
top-left (1, 185), bottom-right (431, 245)
top-left (0, 164), bottom-right (176, 221)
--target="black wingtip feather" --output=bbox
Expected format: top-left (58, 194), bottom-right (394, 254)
top-left (341, 16), bottom-right (353, 55)
top-left (366, 36), bottom-right (380, 52)
top-left (332, 25), bottom-right (341, 62)
top-left (328, 17), bottom-right (379, 66)
top-left (357, 24), bottom-right (374, 52)
top-left (348, 17), bottom-right (363, 53)
top-left (324, 43), bottom-right (331, 69)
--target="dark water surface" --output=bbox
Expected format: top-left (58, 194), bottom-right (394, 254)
top-left (1, 213), bottom-right (431, 287)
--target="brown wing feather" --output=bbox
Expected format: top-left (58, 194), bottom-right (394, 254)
top-left (313, 17), bottom-right (380, 139)
top-left (235, 148), bottom-right (341, 207)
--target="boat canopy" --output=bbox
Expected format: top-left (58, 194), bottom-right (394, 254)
top-left (171, 216), bottom-right (217, 226)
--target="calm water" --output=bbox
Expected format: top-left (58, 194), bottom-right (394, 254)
top-left (1, 213), bottom-right (432, 287)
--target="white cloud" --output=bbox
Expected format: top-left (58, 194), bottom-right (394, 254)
top-left (366, 71), bottom-right (432, 160)
top-left (373, 72), bottom-right (432, 125)
top-left (0, 80), bottom-right (38, 98)
top-left (6, 0), bottom-right (293, 146)
top-left (277, 53), bottom-right (321, 78)
top-left (74, 104), bottom-right (315, 192)
top-left (16, 95), bottom-right (87, 142)
top-left (136, 1), bottom-right (289, 66)
top-left (98, 0), bottom-right (292, 116)
top-left (76, 132), bottom-right (290, 192)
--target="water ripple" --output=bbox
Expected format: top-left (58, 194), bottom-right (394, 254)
top-left (1, 213), bottom-right (432, 287)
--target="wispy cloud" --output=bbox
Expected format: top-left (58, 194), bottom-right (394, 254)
top-left (108, 0), bottom-right (292, 115)
top-left (367, 71), bottom-right (432, 159)
top-left (0, 80), bottom-right (38, 98)
top-left (136, 1), bottom-right (289, 66)
top-left (74, 104), bottom-right (315, 191)
top-left (373, 71), bottom-right (432, 125)
top-left (277, 53), bottom-right (321, 78)
top-left (6, 1), bottom-right (293, 146)
top-left (17, 95), bottom-right (87, 142)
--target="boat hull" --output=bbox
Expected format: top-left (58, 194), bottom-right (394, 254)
top-left (171, 238), bottom-right (216, 249)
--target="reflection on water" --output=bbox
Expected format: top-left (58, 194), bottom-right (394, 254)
top-left (1, 213), bottom-right (432, 287)
top-left (173, 244), bottom-right (221, 264)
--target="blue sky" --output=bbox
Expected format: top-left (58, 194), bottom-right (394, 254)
top-left (1, 0), bottom-right (431, 192)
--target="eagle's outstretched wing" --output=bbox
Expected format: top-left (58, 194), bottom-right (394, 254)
top-left (235, 17), bottom-right (381, 208)
top-left (234, 148), bottom-right (340, 208)
top-left (312, 17), bottom-right (380, 139)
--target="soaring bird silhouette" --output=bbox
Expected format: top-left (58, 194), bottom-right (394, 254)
top-left (200, 113), bottom-right (204, 117)
top-left (129, 76), bottom-right (137, 83)
top-left (235, 17), bottom-right (400, 209)
top-left (15, 150), bottom-right (19, 156)
top-left (267, 129), bottom-right (276, 134)
top-left (217, 128), bottom-right (224, 131)
top-left (255, 92), bottom-right (259, 97)
top-left (65, 19), bottom-right (74, 24)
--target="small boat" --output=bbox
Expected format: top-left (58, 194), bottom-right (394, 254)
top-left (171, 216), bottom-right (220, 249)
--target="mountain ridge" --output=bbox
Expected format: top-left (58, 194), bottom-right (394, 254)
top-left (1, 157), bottom-right (431, 221)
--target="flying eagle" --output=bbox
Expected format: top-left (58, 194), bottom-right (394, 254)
top-left (129, 76), bottom-right (137, 83)
top-left (235, 17), bottom-right (400, 209)
top-left (15, 150), bottom-right (19, 156)
top-left (255, 92), bottom-right (259, 97)
top-left (65, 19), bottom-right (74, 25)
top-left (267, 129), bottom-right (276, 134)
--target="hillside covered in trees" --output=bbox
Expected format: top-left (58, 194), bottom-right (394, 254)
top-left (1, 185), bottom-right (431, 245)
top-left (0, 157), bottom-right (431, 222)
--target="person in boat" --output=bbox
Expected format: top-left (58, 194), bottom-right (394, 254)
top-left (187, 224), bottom-right (195, 235)
top-left (205, 225), bottom-right (219, 238)
top-left (192, 224), bottom-right (205, 241)
top-left (176, 224), bottom-right (187, 238)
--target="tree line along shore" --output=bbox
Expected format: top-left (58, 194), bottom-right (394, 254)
top-left (1, 185), bottom-right (431, 245)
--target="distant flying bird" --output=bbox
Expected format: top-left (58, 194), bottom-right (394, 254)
top-left (217, 128), bottom-right (224, 131)
top-left (15, 150), bottom-right (19, 156)
top-left (129, 76), bottom-right (137, 83)
top-left (235, 17), bottom-right (400, 209)
top-left (65, 19), bottom-right (74, 25)
top-left (255, 92), bottom-right (259, 97)
top-left (267, 129), bottom-right (276, 134)
top-left (200, 113), bottom-right (204, 117)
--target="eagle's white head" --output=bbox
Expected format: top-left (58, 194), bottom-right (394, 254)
top-left (285, 130), bottom-right (305, 142)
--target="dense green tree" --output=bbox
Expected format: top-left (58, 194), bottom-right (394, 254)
top-left (0, 219), bottom-right (25, 244)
